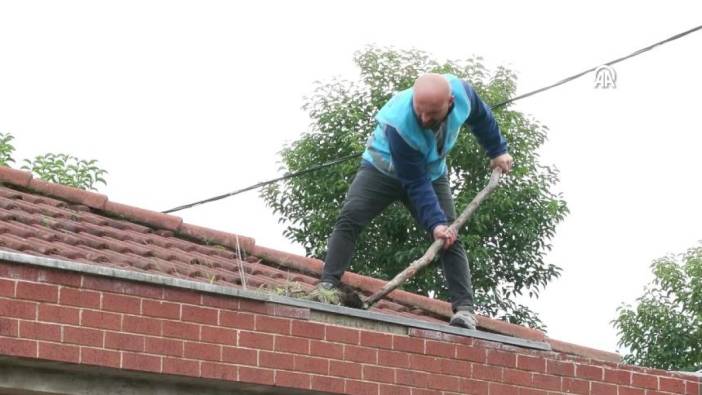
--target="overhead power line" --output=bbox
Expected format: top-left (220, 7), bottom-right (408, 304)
top-left (162, 24), bottom-right (702, 214)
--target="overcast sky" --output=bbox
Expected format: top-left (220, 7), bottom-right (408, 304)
top-left (1, 0), bottom-right (700, 354)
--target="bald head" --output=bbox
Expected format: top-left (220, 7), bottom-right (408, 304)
top-left (412, 73), bottom-right (453, 129)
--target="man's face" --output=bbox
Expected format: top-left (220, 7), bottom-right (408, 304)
top-left (413, 95), bottom-right (454, 129)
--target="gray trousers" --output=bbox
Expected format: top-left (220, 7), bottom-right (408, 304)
top-left (321, 164), bottom-right (475, 313)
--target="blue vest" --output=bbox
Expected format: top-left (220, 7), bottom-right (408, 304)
top-left (362, 74), bottom-right (471, 181)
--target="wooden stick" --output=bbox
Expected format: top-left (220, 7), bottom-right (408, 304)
top-left (363, 168), bottom-right (503, 309)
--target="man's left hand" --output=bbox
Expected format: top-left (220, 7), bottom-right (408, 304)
top-left (490, 153), bottom-right (513, 174)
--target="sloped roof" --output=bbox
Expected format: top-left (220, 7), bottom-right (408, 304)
top-left (0, 166), bottom-right (620, 363)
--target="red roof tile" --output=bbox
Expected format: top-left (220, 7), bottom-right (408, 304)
top-left (0, 165), bottom-right (621, 363)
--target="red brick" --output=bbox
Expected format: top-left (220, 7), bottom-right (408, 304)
top-left (201, 326), bottom-right (236, 345)
top-left (685, 380), bottom-right (700, 395)
top-left (344, 344), bottom-right (377, 364)
top-left (122, 351), bottom-right (161, 373)
top-left (361, 330), bottom-right (393, 349)
top-left (312, 375), bottom-right (345, 393)
top-left (473, 363), bottom-right (503, 381)
top-left (81, 309), bottom-right (120, 329)
top-left (238, 299), bottom-right (274, 315)
top-left (427, 373), bottom-right (460, 392)
top-left (122, 315), bottom-right (161, 336)
top-left (142, 299), bottom-right (180, 319)
top-left (576, 364), bottom-right (603, 381)
top-left (330, 360), bottom-right (362, 379)
top-left (487, 349), bottom-right (517, 368)
top-left (562, 377), bottom-right (589, 394)
top-left (39, 341), bottom-right (79, 363)
top-left (259, 350), bottom-right (294, 369)
top-left (518, 388), bottom-right (548, 395)
top-left (591, 381), bottom-right (617, 395)
top-left (409, 354), bottom-right (442, 373)
top-left (392, 335), bottom-right (424, 354)
top-left (238, 366), bottom-right (274, 385)
top-left (83, 276), bottom-right (162, 299)
top-left (425, 340), bottom-right (455, 358)
top-left (378, 349), bottom-right (410, 368)
top-left (0, 336), bottom-right (37, 358)
top-left (379, 384), bottom-right (411, 395)
top-left (395, 368), bottom-right (429, 388)
top-left (80, 347), bottom-right (120, 368)
top-left (632, 373), bottom-right (658, 389)
top-left (16, 281), bottom-right (58, 303)
top-left (19, 321), bottom-right (61, 342)
top-left (184, 341), bottom-right (221, 361)
top-left (0, 317), bottom-right (18, 337)
top-left (0, 298), bottom-right (37, 319)
top-left (59, 288), bottom-right (100, 308)
top-left (63, 326), bottom-right (103, 347)
top-left (272, 304), bottom-right (310, 320)
top-left (201, 294), bottom-right (239, 310)
top-left (363, 365), bottom-right (395, 384)
top-left (618, 387), bottom-right (645, 395)
top-left (294, 355), bottom-right (329, 375)
top-left (181, 304), bottom-right (218, 325)
top-left (291, 320), bottom-right (325, 339)
top-left (0, 264), bottom-right (40, 281)
top-left (105, 332), bottom-right (144, 352)
top-left (275, 335), bottom-right (309, 354)
top-left (346, 379), bottom-right (379, 395)
top-left (603, 368), bottom-right (631, 385)
top-left (145, 337), bottom-right (183, 357)
top-left (461, 378), bottom-right (489, 395)
top-left (532, 373), bottom-right (561, 391)
top-left (163, 357), bottom-right (199, 377)
top-left (457, 345), bottom-right (487, 362)
top-left (326, 325), bottom-right (359, 345)
top-left (254, 315), bottom-right (290, 335)
top-left (200, 361), bottom-right (237, 381)
top-left (39, 269), bottom-right (82, 287)
top-left (162, 320), bottom-right (199, 341)
top-left (659, 377), bottom-right (686, 392)
top-left (404, 388), bottom-right (437, 395)
top-left (163, 288), bottom-right (201, 304)
top-left (102, 293), bottom-right (141, 314)
top-left (0, 278), bottom-right (15, 297)
top-left (547, 360), bottom-right (575, 377)
top-left (238, 331), bottom-right (274, 350)
top-left (489, 382), bottom-right (521, 395)
top-left (503, 368), bottom-right (532, 387)
top-left (220, 311), bottom-right (254, 330)
top-left (275, 370), bottom-right (311, 390)
top-left (440, 358), bottom-right (471, 377)
top-left (517, 355), bottom-right (546, 373)
top-left (222, 346), bottom-right (257, 365)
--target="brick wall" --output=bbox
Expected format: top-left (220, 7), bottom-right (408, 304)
top-left (0, 260), bottom-right (699, 395)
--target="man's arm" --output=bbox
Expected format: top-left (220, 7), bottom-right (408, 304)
top-left (386, 125), bottom-right (447, 233)
top-left (462, 80), bottom-right (508, 158)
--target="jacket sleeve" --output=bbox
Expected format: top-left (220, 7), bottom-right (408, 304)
top-left (463, 80), bottom-right (509, 158)
top-left (386, 125), bottom-right (447, 232)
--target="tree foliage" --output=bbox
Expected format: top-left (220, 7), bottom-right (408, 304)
top-left (613, 242), bottom-right (702, 371)
top-left (262, 47), bottom-right (568, 328)
top-left (0, 132), bottom-right (107, 191)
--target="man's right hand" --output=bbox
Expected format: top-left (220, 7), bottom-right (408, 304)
top-left (433, 224), bottom-right (457, 250)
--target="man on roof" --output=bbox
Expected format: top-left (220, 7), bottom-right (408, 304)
top-left (318, 73), bottom-right (513, 330)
